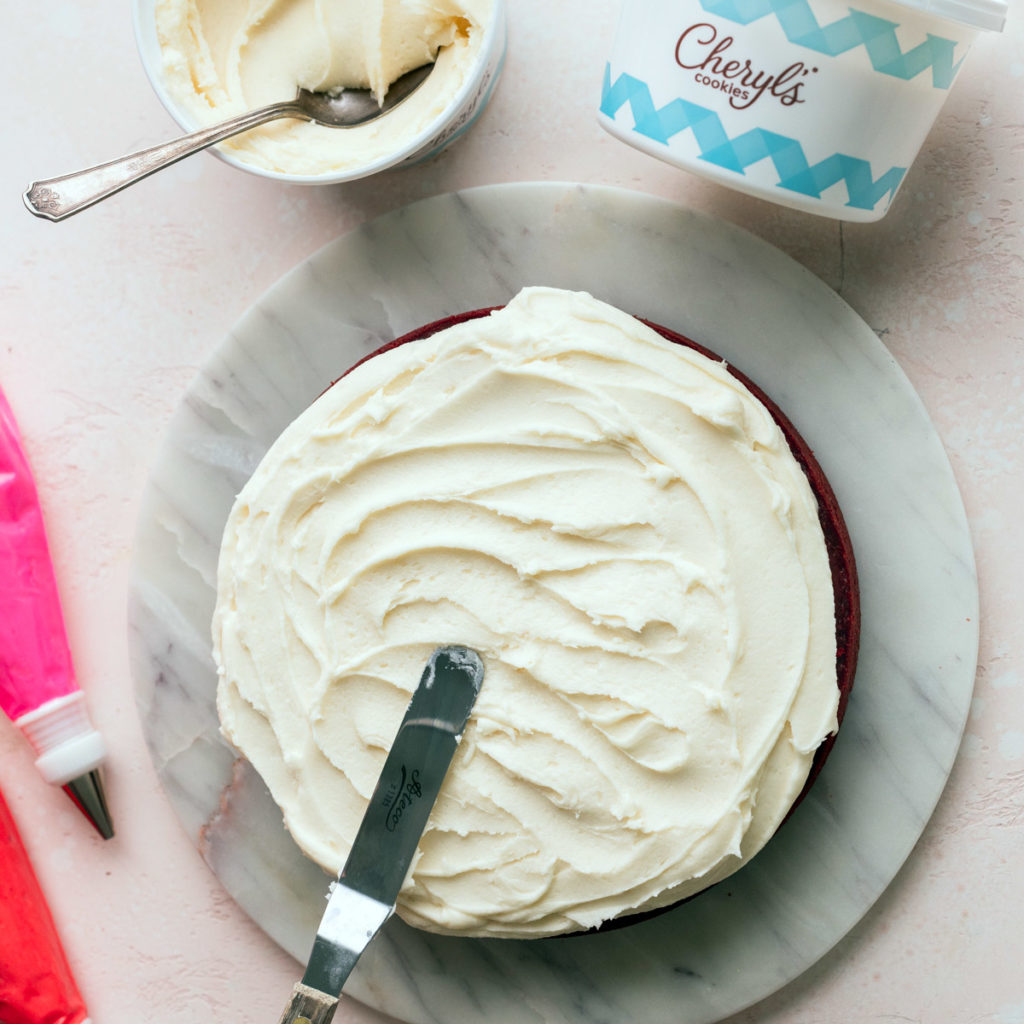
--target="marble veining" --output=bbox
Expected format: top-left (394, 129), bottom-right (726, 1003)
top-left (127, 182), bottom-right (978, 1024)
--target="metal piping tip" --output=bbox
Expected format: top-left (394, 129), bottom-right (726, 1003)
top-left (63, 769), bottom-right (114, 839)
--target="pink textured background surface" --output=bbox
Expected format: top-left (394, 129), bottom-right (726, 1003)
top-left (2, 3), bottom-right (1022, 1023)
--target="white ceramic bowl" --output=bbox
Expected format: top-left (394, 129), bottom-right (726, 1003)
top-left (598, 0), bottom-right (1006, 220)
top-left (133, 0), bottom-right (507, 185)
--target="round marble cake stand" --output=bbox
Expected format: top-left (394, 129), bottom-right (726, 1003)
top-left (128, 182), bottom-right (978, 1024)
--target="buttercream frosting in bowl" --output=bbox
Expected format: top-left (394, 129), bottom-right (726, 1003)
top-left (212, 286), bottom-right (847, 938)
top-left (148, 0), bottom-right (498, 178)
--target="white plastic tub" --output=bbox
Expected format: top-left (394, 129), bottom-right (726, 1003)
top-left (598, 0), bottom-right (1007, 220)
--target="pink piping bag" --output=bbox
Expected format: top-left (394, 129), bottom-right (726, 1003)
top-left (0, 385), bottom-right (113, 839)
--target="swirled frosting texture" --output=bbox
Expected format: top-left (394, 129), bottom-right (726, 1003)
top-left (213, 287), bottom-right (839, 937)
top-left (154, 0), bottom-right (490, 175)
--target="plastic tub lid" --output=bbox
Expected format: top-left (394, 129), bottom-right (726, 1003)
top-left (889, 0), bottom-right (1008, 31)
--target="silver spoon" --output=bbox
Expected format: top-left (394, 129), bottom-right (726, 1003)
top-left (23, 63), bottom-right (434, 222)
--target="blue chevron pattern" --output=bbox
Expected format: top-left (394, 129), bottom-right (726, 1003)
top-left (600, 67), bottom-right (906, 211)
top-left (700, 0), bottom-right (965, 89)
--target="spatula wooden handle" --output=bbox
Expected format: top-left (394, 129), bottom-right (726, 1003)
top-left (277, 982), bottom-right (339, 1024)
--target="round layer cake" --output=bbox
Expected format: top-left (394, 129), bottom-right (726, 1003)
top-left (213, 286), bottom-right (858, 939)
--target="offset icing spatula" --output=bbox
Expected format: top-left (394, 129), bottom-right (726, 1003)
top-left (278, 645), bottom-right (484, 1024)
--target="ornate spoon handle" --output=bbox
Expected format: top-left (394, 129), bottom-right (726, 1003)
top-left (23, 101), bottom-right (303, 222)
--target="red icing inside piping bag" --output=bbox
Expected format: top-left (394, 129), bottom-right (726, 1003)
top-left (0, 787), bottom-right (90, 1024)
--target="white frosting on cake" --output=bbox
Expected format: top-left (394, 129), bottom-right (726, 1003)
top-left (154, 0), bottom-right (490, 175)
top-left (213, 286), bottom-right (839, 938)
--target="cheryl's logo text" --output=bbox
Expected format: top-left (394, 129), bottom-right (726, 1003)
top-left (675, 23), bottom-right (818, 110)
